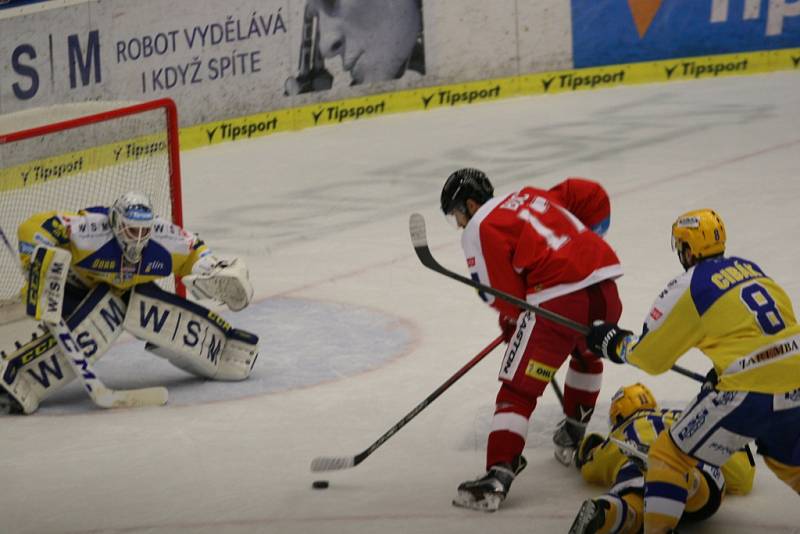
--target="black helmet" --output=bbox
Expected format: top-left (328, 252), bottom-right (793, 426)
top-left (440, 168), bottom-right (494, 215)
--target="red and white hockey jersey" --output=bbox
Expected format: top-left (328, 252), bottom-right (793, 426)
top-left (460, 178), bottom-right (622, 317)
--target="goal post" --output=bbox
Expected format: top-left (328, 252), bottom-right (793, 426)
top-left (0, 98), bottom-right (184, 322)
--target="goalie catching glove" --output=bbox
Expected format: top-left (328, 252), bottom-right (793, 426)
top-left (184, 255), bottom-right (254, 311)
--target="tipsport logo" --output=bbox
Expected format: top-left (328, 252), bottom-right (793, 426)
top-left (662, 58), bottom-right (749, 80)
top-left (311, 101), bottom-right (386, 124)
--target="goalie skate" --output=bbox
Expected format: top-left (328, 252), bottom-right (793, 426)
top-left (452, 455), bottom-right (526, 512)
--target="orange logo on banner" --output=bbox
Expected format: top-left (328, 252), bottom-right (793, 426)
top-left (627, 0), bottom-right (663, 38)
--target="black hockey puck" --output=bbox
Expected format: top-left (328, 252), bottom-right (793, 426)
top-left (312, 480), bottom-right (329, 489)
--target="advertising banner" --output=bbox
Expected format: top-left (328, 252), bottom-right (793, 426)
top-left (0, 0), bottom-right (429, 125)
top-left (0, 0), bottom-right (796, 151)
top-left (571, 0), bottom-right (800, 68)
top-left (0, 0), bottom-right (572, 130)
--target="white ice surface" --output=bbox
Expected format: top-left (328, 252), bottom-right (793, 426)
top-left (2, 71), bottom-right (800, 533)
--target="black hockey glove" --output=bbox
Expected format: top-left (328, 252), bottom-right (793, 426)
top-left (575, 432), bottom-right (605, 469)
top-left (701, 368), bottom-right (719, 393)
top-left (586, 320), bottom-right (633, 364)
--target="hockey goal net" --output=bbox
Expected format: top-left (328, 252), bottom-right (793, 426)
top-left (0, 98), bottom-right (183, 323)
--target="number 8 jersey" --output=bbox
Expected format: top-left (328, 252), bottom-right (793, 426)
top-left (460, 180), bottom-right (623, 319)
top-left (624, 256), bottom-right (800, 393)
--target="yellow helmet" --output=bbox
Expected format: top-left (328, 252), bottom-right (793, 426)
top-left (671, 209), bottom-right (726, 266)
top-left (609, 383), bottom-right (657, 427)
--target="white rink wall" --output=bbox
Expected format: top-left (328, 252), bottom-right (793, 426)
top-left (0, 0), bottom-right (797, 130)
top-left (0, 0), bottom-right (572, 124)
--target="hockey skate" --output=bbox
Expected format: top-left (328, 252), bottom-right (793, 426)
top-left (452, 455), bottom-right (526, 512)
top-left (553, 416), bottom-right (588, 466)
top-left (569, 499), bottom-right (609, 534)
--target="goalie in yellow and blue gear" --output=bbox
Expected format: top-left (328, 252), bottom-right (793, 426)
top-left (569, 383), bottom-right (755, 534)
top-left (586, 208), bottom-right (800, 533)
top-left (0, 191), bottom-right (259, 415)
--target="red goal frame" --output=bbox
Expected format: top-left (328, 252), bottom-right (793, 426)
top-left (0, 98), bottom-right (185, 301)
top-left (0, 97), bottom-right (183, 228)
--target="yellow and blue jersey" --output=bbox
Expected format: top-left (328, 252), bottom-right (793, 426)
top-left (581, 408), bottom-right (681, 487)
top-left (622, 256), bottom-right (800, 393)
top-left (581, 408), bottom-right (754, 495)
top-left (17, 208), bottom-right (209, 292)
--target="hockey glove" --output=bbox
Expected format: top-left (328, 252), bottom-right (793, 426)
top-left (498, 313), bottom-right (518, 343)
top-left (586, 321), bottom-right (632, 364)
top-left (575, 432), bottom-right (605, 469)
top-left (701, 368), bottom-right (719, 394)
top-left (185, 256), bottom-right (254, 312)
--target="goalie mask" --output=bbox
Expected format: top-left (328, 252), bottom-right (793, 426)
top-left (110, 191), bottom-right (154, 263)
top-left (671, 209), bottom-right (726, 270)
top-left (609, 383), bottom-right (657, 427)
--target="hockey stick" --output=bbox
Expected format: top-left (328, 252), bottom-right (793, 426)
top-left (551, 376), bottom-right (565, 407)
top-left (44, 318), bottom-right (168, 408)
top-left (609, 436), bottom-right (649, 465)
top-left (0, 226), bottom-right (15, 258)
top-left (0, 225), bottom-right (167, 409)
top-left (408, 213), bottom-right (706, 384)
top-left (310, 334), bottom-right (505, 472)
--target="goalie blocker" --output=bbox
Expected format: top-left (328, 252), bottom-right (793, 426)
top-left (26, 245), bottom-right (71, 323)
top-left (0, 283), bottom-right (258, 414)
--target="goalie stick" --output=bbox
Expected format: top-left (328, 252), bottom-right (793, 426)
top-left (408, 213), bottom-right (706, 384)
top-left (310, 334), bottom-right (505, 472)
top-left (45, 318), bottom-right (168, 409)
top-left (0, 225), bottom-right (168, 410)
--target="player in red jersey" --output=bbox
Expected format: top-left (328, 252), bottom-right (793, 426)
top-left (442, 168), bottom-right (624, 511)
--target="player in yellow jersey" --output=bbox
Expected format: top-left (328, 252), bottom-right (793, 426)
top-left (569, 383), bottom-right (755, 534)
top-left (586, 209), bottom-right (800, 533)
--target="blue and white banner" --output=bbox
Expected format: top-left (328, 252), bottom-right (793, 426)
top-left (571, 0), bottom-right (800, 68)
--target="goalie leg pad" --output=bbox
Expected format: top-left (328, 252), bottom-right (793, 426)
top-left (0, 333), bottom-right (52, 414)
top-left (146, 328), bottom-right (258, 380)
top-left (3, 284), bottom-right (126, 413)
top-left (127, 283), bottom-right (253, 379)
top-left (26, 246), bottom-right (71, 322)
top-left (214, 328), bottom-right (259, 381)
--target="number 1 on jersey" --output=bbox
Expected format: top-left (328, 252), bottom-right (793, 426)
top-left (518, 197), bottom-right (569, 251)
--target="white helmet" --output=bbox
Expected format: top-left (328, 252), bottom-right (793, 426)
top-left (110, 191), bottom-right (155, 263)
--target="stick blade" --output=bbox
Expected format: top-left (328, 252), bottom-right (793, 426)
top-left (409, 213), bottom-right (428, 249)
top-left (310, 456), bottom-right (355, 472)
top-left (94, 386), bottom-right (169, 409)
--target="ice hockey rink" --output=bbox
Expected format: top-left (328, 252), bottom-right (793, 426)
top-left (2, 70), bottom-right (800, 533)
